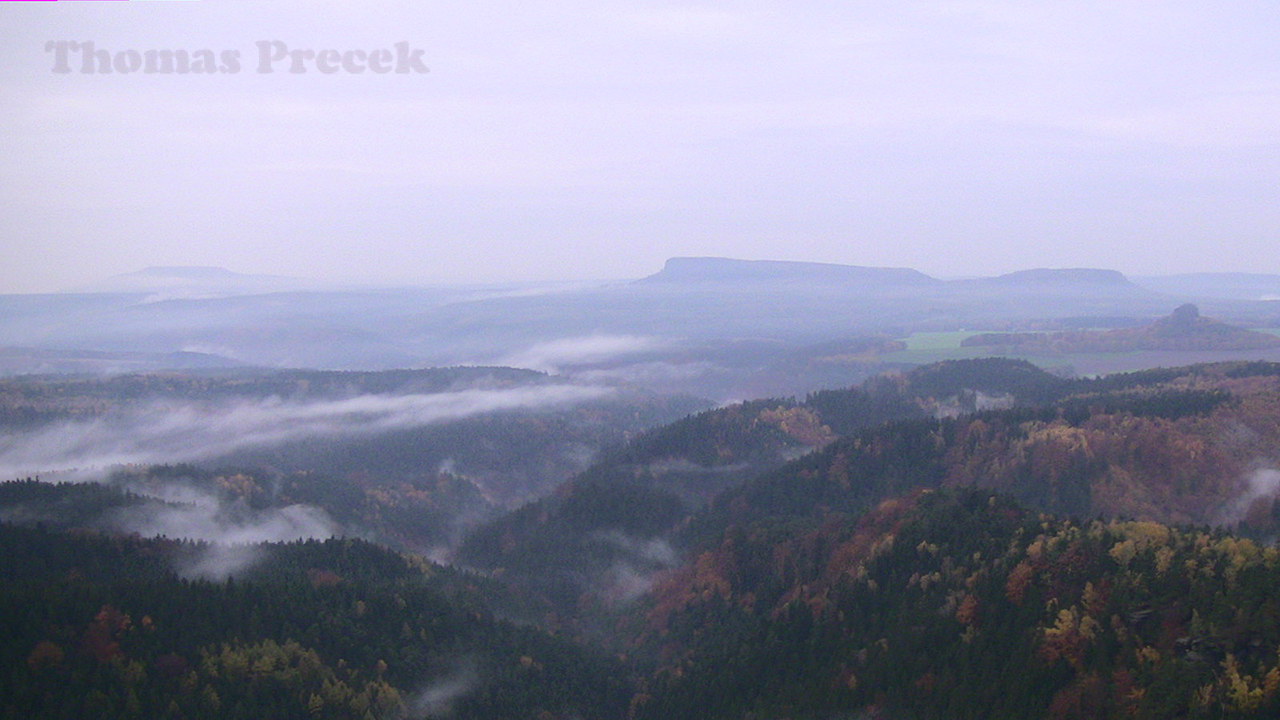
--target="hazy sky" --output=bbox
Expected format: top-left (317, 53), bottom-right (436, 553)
top-left (2, 1), bottom-right (1279, 292)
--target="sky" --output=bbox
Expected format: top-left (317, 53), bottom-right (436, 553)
top-left (2, 1), bottom-right (1279, 293)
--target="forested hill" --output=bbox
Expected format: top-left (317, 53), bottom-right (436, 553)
top-left (632, 489), bottom-right (1280, 720)
top-left (460, 360), bottom-right (1280, 624)
top-left (10, 359), bottom-right (1280, 718)
top-left (10, 490), bottom-right (1280, 719)
top-left (454, 358), bottom-right (1059, 608)
top-left (0, 523), bottom-right (630, 720)
top-left (621, 361), bottom-right (1280, 719)
top-left (691, 361), bottom-right (1280, 544)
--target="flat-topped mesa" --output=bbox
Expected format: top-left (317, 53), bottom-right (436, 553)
top-left (638, 257), bottom-right (940, 286)
top-left (983, 268), bottom-right (1135, 286)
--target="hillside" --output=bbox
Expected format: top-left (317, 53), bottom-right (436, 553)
top-left (616, 362), bottom-right (1280, 718)
top-left (0, 522), bottom-right (629, 720)
top-left (456, 359), bottom-right (1069, 612)
top-left (460, 360), bottom-right (1280, 627)
top-left (691, 361), bottom-right (1280, 541)
top-left (10, 358), bottom-right (1280, 718)
top-left (633, 489), bottom-right (1280, 719)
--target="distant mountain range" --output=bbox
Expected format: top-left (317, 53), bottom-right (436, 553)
top-left (79, 259), bottom-right (1280, 300)
top-left (0, 258), bottom-right (1275, 391)
top-left (72, 265), bottom-right (322, 299)
top-left (642, 258), bottom-right (1277, 296)
top-left (1135, 272), bottom-right (1280, 301)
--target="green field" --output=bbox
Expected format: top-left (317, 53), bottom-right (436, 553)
top-left (886, 329), bottom-right (1280, 379)
top-left (886, 332), bottom-right (1145, 376)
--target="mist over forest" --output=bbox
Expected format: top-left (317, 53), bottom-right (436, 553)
top-left (7, 0), bottom-right (1280, 715)
top-left (5, 258), bottom-right (1280, 718)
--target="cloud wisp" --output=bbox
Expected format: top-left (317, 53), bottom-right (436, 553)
top-left (595, 531), bottom-right (680, 605)
top-left (409, 660), bottom-right (479, 719)
top-left (94, 477), bottom-right (342, 580)
top-left (501, 335), bottom-right (665, 374)
top-left (1221, 467), bottom-right (1280, 526)
top-left (0, 384), bottom-right (614, 479)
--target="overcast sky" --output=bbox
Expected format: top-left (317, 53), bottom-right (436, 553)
top-left (2, 1), bottom-right (1278, 292)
